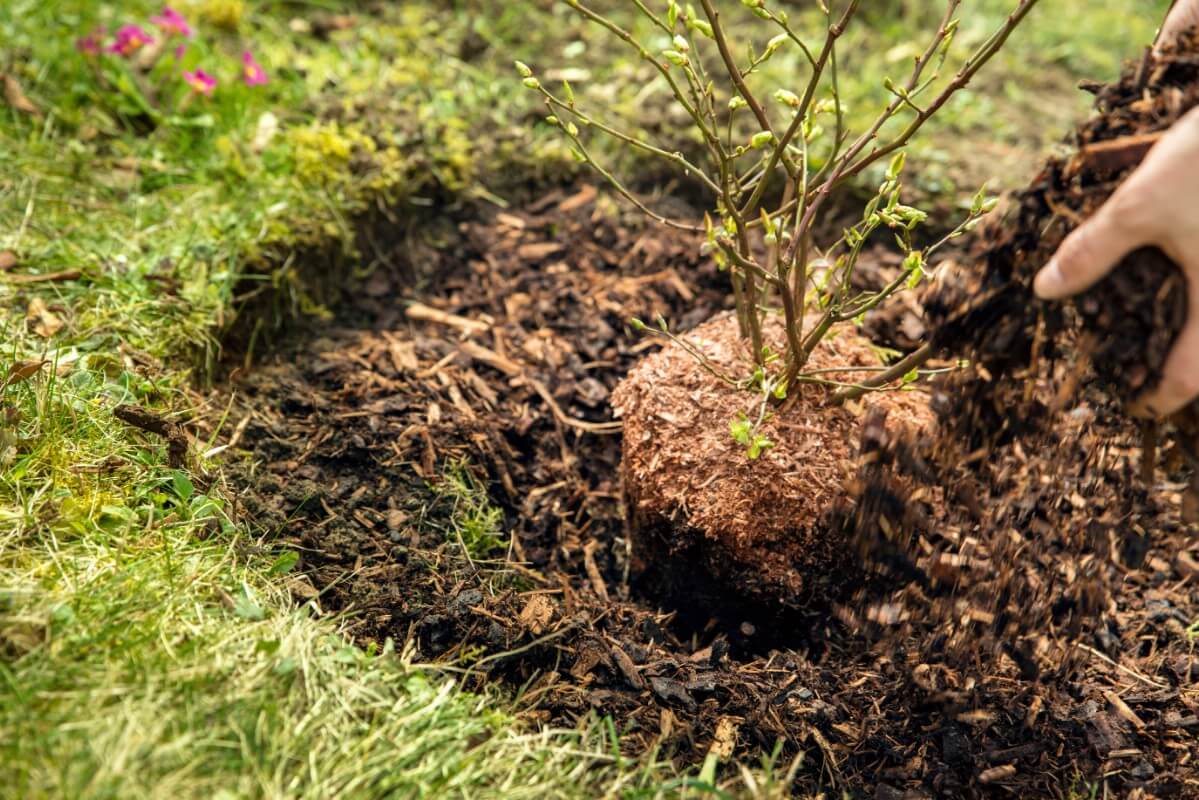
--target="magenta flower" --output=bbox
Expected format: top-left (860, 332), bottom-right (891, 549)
top-left (241, 51), bottom-right (268, 87)
top-left (150, 7), bottom-right (193, 38)
top-left (107, 25), bottom-right (154, 57)
top-left (173, 43), bottom-right (188, 60)
top-left (183, 69), bottom-right (217, 96)
top-left (76, 28), bottom-right (106, 56)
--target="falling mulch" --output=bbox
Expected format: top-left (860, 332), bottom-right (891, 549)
top-left (837, 29), bottom-right (1199, 797)
top-left (204, 34), bottom-right (1199, 800)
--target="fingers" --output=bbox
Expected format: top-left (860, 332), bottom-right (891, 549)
top-left (1137, 277), bottom-right (1199, 417)
top-left (1157, 0), bottom-right (1199, 51)
top-left (1033, 202), bottom-right (1146, 300)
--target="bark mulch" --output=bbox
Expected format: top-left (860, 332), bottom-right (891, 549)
top-left (205, 33), bottom-right (1199, 800)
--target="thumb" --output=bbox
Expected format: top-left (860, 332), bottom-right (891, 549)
top-left (1157, 1), bottom-right (1199, 52)
top-left (1033, 202), bottom-right (1145, 300)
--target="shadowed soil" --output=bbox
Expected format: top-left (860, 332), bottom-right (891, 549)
top-left (205, 175), bottom-right (1198, 797)
top-left (196, 26), bottom-right (1199, 800)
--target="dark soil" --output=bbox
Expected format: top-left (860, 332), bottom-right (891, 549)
top-left (207, 35), bottom-right (1199, 800)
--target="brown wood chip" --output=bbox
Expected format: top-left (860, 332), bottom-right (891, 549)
top-left (557, 184), bottom-right (597, 213)
top-left (516, 241), bottom-right (564, 261)
top-left (978, 764), bottom-right (1017, 784)
top-left (405, 302), bottom-right (490, 335)
top-left (609, 643), bottom-right (645, 690)
top-left (1072, 131), bottom-right (1163, 176)
top-left (4, 268), bottom-right (82, 284)
top-left (1104, 690), bottom-right (1147, 731)
top-left (1175, 550), bottom-right (1199, 578)
top-left (582, 539), bottom-right (610, 603)
top-left (518, 594), bottom-right (555, 635)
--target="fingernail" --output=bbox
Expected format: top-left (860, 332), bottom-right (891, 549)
top-left (1033, 258), bottom-right (1064, 300)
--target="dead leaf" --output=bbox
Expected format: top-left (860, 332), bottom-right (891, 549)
top-left (518, 594), bottom-right (555, 634)
top-left (0, 428), bottom-right (17, 468)
top-left (2, 73), bottom-right (42, 118)
top-left (0, 251), bottom-right (17, 272)
top-left (287, 575), bottom-right (320, 600)
top-left (26, 297), bottom-right (63, 338)
top-left (2, 359), bottom-right (47, 388)
top-left (709, 717), bottom-right (740, 761)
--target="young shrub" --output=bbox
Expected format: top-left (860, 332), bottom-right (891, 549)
top-left (519, 0), bottom-right (1031, 443)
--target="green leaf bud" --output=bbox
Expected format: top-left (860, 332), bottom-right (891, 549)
top-left (773, 89), bottom-right (800, 107)
top-left (750, 130), bottom-right (774, 149)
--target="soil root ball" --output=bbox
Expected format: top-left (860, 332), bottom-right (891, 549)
top-left (613, 312), bottom-right (934, 615)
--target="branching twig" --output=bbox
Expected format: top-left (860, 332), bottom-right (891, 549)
top-left (533, 0), bottom-right (1041, 417)
top-left (830, 344), bottom-right (934, 404)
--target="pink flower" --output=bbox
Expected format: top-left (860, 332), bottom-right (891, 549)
top-left (150, 7), bottom-right (193, 38)
top-left (107, 25), bottom-right (154, 57)
top-left (183, 69), bottom-right (216, 96)
top-left (241, 51), bottom-right (268, 87)
top-left (173, 43), bottom-right (188, 60)
top-left (76, 28), bottom-right (106, 56)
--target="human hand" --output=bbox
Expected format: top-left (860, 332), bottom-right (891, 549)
top-left (1159, 0), bottom-right (1199, 51)
top-left (1033, 107), bottom-right (1199, 417)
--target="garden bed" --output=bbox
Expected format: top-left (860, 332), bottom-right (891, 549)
top-left (211, 183), bottom-right (1197, 798)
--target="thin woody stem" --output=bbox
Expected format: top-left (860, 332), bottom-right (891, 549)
top-left (540, 93), bottom-right (722, 197)
top-left (829, 344), bottom-right (934, 403)
top-left (739, 0), bottom-right (860, 218)
top-left (837, 0), bottom-right (1041, 184)
top-left (700, 0), bottom-right (772, 137)
top-left (717, 241), bottom-right (784, 289)
top-left (564, 0), bottom-right (721, 148)
top-left (564, 127), bottom-right (703, 232)
top-left (551, 0), bottom-right (1039, 388)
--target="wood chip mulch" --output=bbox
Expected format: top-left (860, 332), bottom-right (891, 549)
top-left (201, 32), bottom-right (1199, 798)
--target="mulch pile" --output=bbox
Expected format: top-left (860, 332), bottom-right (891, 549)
top-left (837, 29), bottom-right (1199, 796)
top-left (207, 33), bottom-right (1199, 800)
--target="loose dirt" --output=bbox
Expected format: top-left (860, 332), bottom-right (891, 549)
top-left (206, 34), bottom-right (1199, 800)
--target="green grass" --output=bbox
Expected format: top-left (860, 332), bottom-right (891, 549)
top-left (434, 461), bottom-right (507, 559)
top-left (0, 1), bottom-right (1175, 797)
